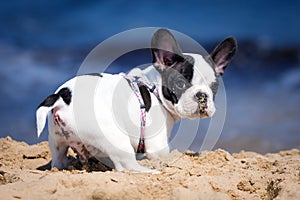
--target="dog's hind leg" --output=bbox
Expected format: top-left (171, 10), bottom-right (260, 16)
top-left (91, 135), bottom-right (159, 173)
top-left (47, 115), bottom-right (70, 169)
top-left (48, 132), bottom-right (69, 169)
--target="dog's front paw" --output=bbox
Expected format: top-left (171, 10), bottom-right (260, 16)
top-left (130, 168), bottom-right (160, 174)
top-left (150, 169), bottom-right (160, 174)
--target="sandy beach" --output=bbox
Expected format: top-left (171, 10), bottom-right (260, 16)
top-left (0, 136), bottom-right (299, 199)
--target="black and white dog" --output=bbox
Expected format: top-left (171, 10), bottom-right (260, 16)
top-left (36, 29), bottom-right (237, 173)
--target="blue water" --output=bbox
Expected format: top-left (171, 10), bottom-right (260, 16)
top-left (0, 0), bottom-right (299, 153)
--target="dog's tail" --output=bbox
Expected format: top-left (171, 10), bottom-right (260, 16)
top-left (36, 87), bottom-right (72, 137)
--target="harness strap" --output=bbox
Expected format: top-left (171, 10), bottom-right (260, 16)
top-left (120, 73), bottom-right (161, 154)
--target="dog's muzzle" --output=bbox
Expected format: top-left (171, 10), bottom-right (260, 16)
top-left (195, 92), bottom-right (208, 115)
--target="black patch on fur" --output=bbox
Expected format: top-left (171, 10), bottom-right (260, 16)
top-left (161, 55), bottom-right (194, 104)
top-left (138, 85), bottom-right (152, 112)
top-left (84, 73), bottom-right (103, 77)
top-left (150, 29), bottom-right (195, 104)
top-left (210, 80), bottom-right (219, 99)
top-left (38, 87), bottom-right (72, 108)
top-left (57, 87), bottom-right (72, 105)
top-left (38, 94), bottom-right (59, 108)
top-left (162, 85), bottom-right (178, 104)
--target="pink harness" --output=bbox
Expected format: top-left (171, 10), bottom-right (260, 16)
top-left (120, 73), bottom-right (161, 153)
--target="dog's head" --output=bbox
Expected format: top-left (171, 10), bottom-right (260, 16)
top-left (151, 29), bottom-right (237, 119)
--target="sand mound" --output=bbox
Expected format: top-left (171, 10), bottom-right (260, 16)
top-left (0, 136), bottom-right (299, 199)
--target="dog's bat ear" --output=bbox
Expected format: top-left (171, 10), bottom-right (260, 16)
top-left (151, 28), bottom-right (184, 72)
top-left (211, 37), bottom-right (237, 76)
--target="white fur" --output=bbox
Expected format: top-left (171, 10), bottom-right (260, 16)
top-left (36, 54), bottom-right (217, 173)
top-left (172, 53), bottom-right (216, 118)
top-left (187, 53), bottom-right (217, 86)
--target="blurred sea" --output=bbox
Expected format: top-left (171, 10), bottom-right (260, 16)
top-left (0, 0), bottom-right (299, 153)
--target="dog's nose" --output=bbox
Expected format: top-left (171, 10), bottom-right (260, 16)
top-left (195, 92), bottom-right (207, 101)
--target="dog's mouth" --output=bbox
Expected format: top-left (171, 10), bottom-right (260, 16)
top-left (174, 93), bottom-right (212, 119)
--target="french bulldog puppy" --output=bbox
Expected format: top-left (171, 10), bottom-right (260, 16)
top-left (36, 29), bottom-right (237, 173)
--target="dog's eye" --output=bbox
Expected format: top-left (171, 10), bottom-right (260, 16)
top-left (175, 79), bottom-right (186, 89)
